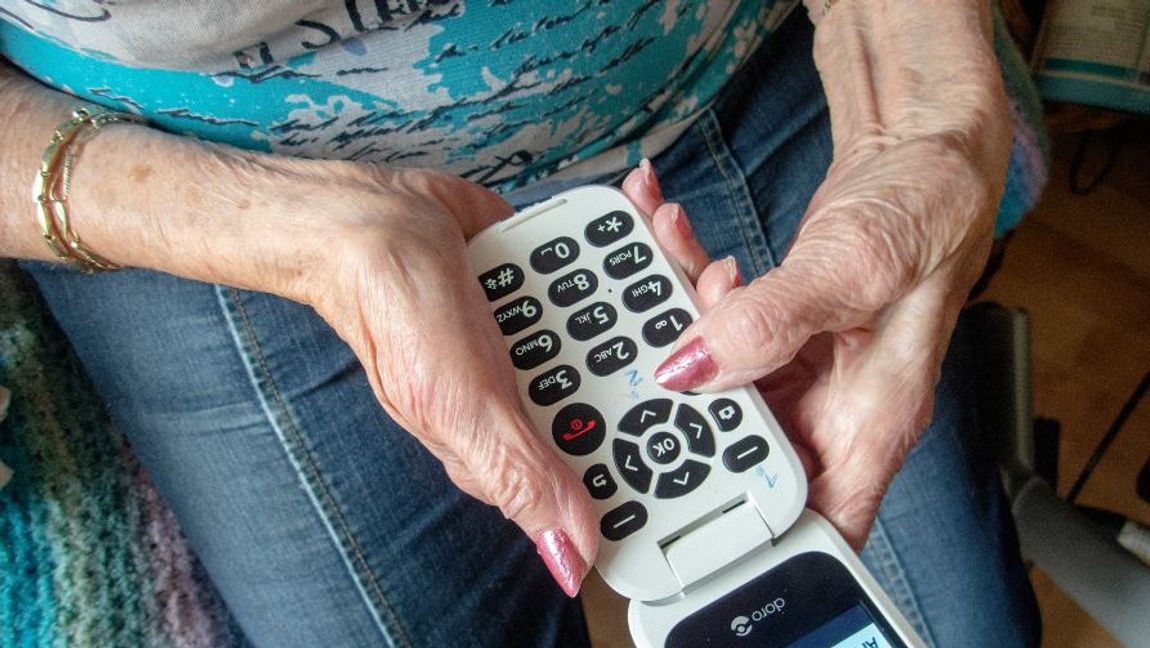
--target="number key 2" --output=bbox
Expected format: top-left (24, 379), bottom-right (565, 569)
top-left (586, 336), bottom-right (638, 376)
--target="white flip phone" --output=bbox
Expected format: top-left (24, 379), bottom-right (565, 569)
top-left (629, 510), bottom-right (922, 647)
top-left (467, 186), bottom-right (925, 647)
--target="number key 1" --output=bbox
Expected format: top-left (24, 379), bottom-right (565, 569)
top-left (642, 308), bottom-right (692, 347)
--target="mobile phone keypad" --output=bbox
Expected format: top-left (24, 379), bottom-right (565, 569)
top-left (475, 207), bottom-right (775, 544)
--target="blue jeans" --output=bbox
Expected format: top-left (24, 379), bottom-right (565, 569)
top-left (23, 12), bottom-right (1037, 648)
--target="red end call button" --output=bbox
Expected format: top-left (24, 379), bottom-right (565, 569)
top-left (552, 403), bottom-right (606, 456)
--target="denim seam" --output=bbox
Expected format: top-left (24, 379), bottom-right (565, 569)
top-left (215, 286), bottom-right (412, 648)
top-left (868, 517), bottom-right (937, 647)
top-left (694, 108), bottom-right (778, 274)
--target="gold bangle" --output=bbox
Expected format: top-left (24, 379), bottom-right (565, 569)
top-left (32, 106), bottom-right (144, 273)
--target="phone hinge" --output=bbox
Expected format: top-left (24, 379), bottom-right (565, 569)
top-left (660, 497), bottom-right (774, 590)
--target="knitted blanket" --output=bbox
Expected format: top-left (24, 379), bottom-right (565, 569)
top-left (0, 262), bottom-right (236, 647)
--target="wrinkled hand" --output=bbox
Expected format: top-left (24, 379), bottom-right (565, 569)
top-left (627, 68), bottom-right (1009, 547)
top-left (295, 166), bottom-right (666, 594)
top-left (624, 0), bottom-right (1013, 548)
top-left (289, 167), bottom-right (597, 594)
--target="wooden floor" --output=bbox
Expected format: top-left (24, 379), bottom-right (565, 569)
top-left (982, 125), bottom-right (1150, 648)
top-left (582, 125), bottom-right (1150, 646)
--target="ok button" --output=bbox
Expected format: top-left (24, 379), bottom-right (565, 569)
top-left (646, 431), bottom-right (681, 465)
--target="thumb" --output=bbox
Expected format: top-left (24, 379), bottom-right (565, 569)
top-left (654, 261), bottom-right (871, 392)
top-left (450, 402), bottom-right (600, 596)
top-left (420, 171), bottom-right (515, 238)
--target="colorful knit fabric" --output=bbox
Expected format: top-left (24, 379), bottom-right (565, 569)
top-left (993, 4), bottom-right (1051, 237)
top-left (0, 262), bottom-right (237, 647)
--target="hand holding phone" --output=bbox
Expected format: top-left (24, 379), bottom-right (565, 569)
top-left (468, 186), bottom-right (923, 647)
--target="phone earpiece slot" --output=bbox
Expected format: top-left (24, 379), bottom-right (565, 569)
top-left (500, 197), bottom-right (568, 232)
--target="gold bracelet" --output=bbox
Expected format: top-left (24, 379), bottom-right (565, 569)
top-left (32, 106), bottom-right (144, 273)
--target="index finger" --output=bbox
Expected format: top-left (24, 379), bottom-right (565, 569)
top-left (653, 262), bottom-right (872, 392)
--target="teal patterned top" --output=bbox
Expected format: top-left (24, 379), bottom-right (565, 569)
top-left (0, 1), bottom-right (795, 190)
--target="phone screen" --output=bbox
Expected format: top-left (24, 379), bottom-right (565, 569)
top-left (666, 552), bottom-right (906, 647)
top-left (785, 603), bottom-right (893, 648)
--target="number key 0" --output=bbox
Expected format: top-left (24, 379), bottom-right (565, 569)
top-left (530, 236), bottom-right (580, 274)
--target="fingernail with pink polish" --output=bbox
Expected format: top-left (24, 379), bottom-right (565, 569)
top-left (535, 528), bottom-right (586, 597)
top-left (655, 337), bottom-right (718, 390)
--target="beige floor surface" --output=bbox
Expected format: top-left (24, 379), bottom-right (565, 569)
top-left (982, 125), bottom-right (1150, 648)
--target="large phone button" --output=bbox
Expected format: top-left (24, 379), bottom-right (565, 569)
top-left (600, 501), bottom-right (648, 541)
top-left (645, 431), bottom-right (681, 465)
top-left (582, 464), bottom-right (617, 500)
top-left (494, 296), bottom-right (543, 336)
top-left (530, 236), bottom-right (580, 274)
top-left (674, 404), bottom-right (715, 458)
top-left (586, 336), bottom-right (638, 376)
top-left (509, 329), bottom-right (561, 370)
top-left (618, 399), bottom-right (673, 436)
top-left (477, 263), bottom-right (524, 301)
top-left (528, 365), bottom-right (581, 407)
top-left (603, 242), bottom-right (653, 279)
top-left (722, 436), bottom-right (770, 473)
top-left (567, 301), bottom-right (617, 341)
top-left (613, 439), bottom-right (653, 493)
top-left (654, 460), bottom-right (710, 499)
top-left (708, 398), bottom-right (743, 432)
top-left (622, 275), bottom-right (672, 312)
top-left (548, 269), bottom-right (598, 307)
top-left (551, 403), bottom-right (605, 456)
top-left (585, 211), bottom-right (634, 247)
top-left (642, 308), bottom-right (692, 348)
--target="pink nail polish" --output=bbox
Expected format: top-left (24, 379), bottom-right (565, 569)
top-left (655, 337), bottom-right (719, 390)
top-left (535, 529), bottom-right (586, 597)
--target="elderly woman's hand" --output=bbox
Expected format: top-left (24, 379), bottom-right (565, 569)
top-left (0, 68), bottom-right (606, 591)
top-left (628, 0), bottom-right (1013, 548)
top-left (279, 165), bottom-right (610, 595)
top-left (298, 165), bottom-right (725, 593)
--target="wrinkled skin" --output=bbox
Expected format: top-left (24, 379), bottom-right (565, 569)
top-left (632, 136), bottom-right (1004, 550)
top-left (289, 166), bottom-right (609, 573)
top-left (0, 0), bottom-right (1012, 592)
top-left (641, 0), bottom-right (1012, 548)
top-left (292, 165), bottom-right (695, 586)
